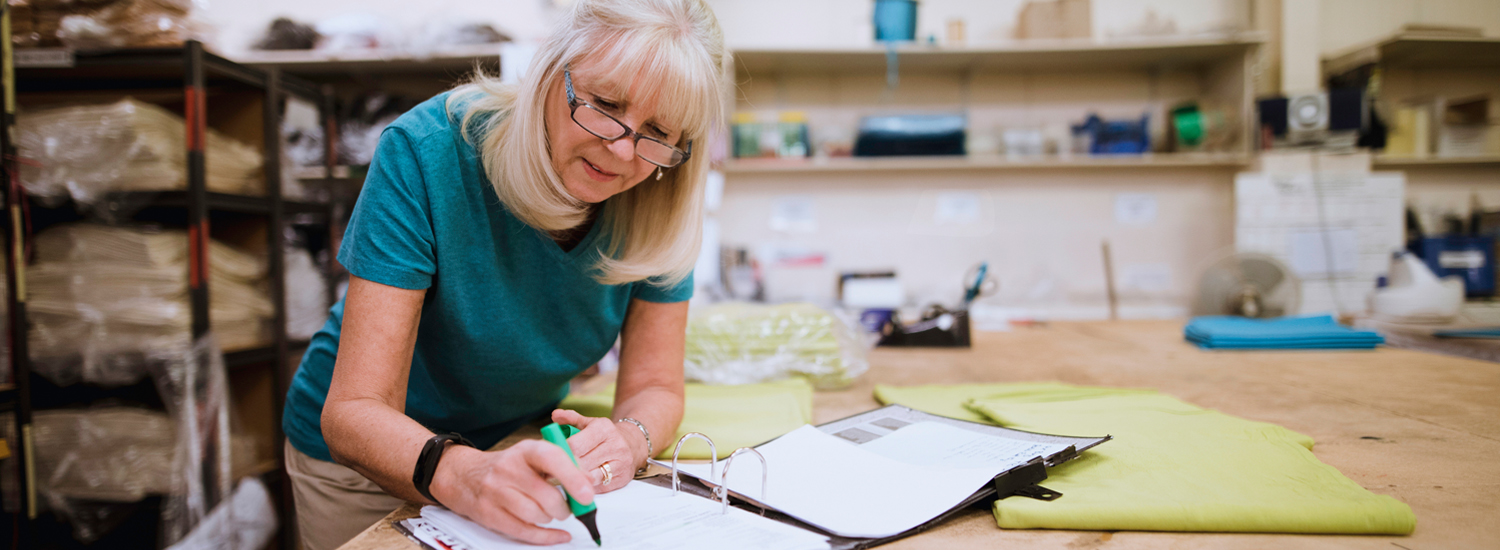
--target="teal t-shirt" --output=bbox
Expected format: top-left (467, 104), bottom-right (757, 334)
top-left (283, 93), bottom-right (693, 462)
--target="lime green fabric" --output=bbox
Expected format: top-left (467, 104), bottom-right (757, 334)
top-left (875, 383), bottom-right (1416, 535)
top-left (560, 378), bottom-right (812, 460)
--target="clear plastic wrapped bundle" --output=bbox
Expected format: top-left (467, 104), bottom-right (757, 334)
top-left (55, 0), bottom-right (203, 49)
top-left (284, 245), bottom-right (329, 340)
top-left (153, 336), bottom-right (235, 547)
top-left (683, 302), bottom-right (870, 390)
top-left (27, 224), bottom-right (273, 386)
top-left (0, 336), bottom-right (259, 544)
top-left (17, 98), bottom-right (264, 208)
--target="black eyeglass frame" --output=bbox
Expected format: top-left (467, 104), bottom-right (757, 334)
top-left (563, 67), bottom-right (693, 168)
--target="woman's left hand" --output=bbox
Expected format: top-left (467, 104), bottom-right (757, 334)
top-left (551, 409), bottom-right (649, 493)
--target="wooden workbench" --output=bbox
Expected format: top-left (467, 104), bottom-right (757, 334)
top-left (341, 320), bottom-right (1500, 550)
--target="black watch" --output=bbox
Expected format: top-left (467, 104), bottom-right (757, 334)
top-left (413, 433), bottom-right (476, 506)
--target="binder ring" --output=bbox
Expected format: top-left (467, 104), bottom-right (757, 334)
top-left (716, 447), bottom-right (768, 515)
top-left (670, 432), bottom-right (717, 496)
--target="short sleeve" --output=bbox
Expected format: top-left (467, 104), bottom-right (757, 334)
top-left (337, 129), bottom-right (437, 290)
top-left (632, 271), bottom-right (695, 303)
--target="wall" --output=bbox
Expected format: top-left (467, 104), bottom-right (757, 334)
top-left (1318, 0), bottom-right (1500, 56)
top-left (197, 0), bottom-right (1500, 318)
top-left (200, 0), bottom-right (560, 57)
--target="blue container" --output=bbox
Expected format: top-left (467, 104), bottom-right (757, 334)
top-left (1410, 236), bottom-right (1496, 297)
top-left (1073, 114), bottom-right (1151, 155)
top-left (874, 0), bottom-right (917, 42)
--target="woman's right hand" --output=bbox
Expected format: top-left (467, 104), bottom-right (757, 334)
top-left (428, 440), bottom-right (597, 545)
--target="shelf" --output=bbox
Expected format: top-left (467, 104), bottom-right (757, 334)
top-left (234, 43), bottom-right (502, 76)
top-left (732, 34), bottom-right (1264, 74)
top-left (14, 43), bottom-right (321, 99)
top-left (292, 165), bottom-right (361, 180)
top-left (96, 191), bottom-right (331, 216)
top-left (1373, 155), bottom-right (1500, 168)
top-left (224, 344), bottom-right (278, 368)
top-left (1324, 33), bottom-right (1500, 76)
top-left (722, 153), bottom-right (1251, 174)
top-left (223, 339), bottom-right (311, 369)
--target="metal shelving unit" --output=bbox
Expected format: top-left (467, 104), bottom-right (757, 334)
top-left (3, 38), bottom-right (333, 549)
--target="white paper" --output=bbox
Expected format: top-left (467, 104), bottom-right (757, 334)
top-left (1114, 193), bottom-right (1158, 225)
top-left (1235, 172), bottom-right (1405, 315)
top-left (1288, 228), bottom-right (1359, 277)
top-left (419, 481), bottom-right (827, 550)
top-left (934, 192), bottom-right (982, 225)
top-left (859, 421), bottom-right (1070, 470)
top-left (770, 196), bottom-right (817, 233)
top-left (677, 425), bottom-right (1007, 539)
top-left (1119, 263), bottom-right (1174, 293)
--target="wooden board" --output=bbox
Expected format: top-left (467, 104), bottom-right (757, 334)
top-left (340, 320), bottom-right (1500, 550)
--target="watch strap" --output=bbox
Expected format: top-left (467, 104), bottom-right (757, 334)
top-left (413, 432), bottom-right (475, 506)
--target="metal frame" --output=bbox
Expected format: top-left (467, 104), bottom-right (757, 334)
top-left (4, 39), bottom-right (328, 548)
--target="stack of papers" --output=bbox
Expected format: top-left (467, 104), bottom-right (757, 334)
top-left (1185, 315), bottom-right (1384, 350)
top-left (406, 481), bottom-right (828, 550)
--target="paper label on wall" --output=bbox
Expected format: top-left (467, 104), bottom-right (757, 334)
top-left (1114, 193), bottom-right (1158, 225)
top-left (1119, 263), bottom-right (1173, 292)
top-left (1235, 172), bottom-right (1405, 315)
top-left (934, 192), bottom-right (982, 225)
top-left (770, 196), bottom-right (818, 233)
top-left (1288, 228), bottom-right (1359, 277)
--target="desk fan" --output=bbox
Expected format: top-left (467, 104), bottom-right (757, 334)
top-left (1191, 252), bottom-right (1301, 318)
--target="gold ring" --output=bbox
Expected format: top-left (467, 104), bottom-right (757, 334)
top-left (599, 462), bottom-right (613, 485)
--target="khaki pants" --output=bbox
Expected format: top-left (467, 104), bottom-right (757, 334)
top-left (284, 441), bottom-right (407, 550)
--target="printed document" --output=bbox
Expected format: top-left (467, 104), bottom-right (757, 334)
top-left (412, 480), bottom-right (828, 550)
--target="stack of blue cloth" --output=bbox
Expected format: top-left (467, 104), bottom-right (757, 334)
top-left (1185, 315), bottom-right (1385, 350)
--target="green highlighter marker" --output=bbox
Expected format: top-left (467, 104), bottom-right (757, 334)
top-left (540, 423), bottom-right (602, 546)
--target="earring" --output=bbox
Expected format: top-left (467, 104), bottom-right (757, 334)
top-left (656, 167), bottom-right (664, 181)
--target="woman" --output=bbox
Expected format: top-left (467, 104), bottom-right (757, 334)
top-left (279, 1), bottom-right (725, 548)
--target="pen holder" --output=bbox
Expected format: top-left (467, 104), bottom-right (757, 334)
top-left (876, 308), bottom-right (971, 347)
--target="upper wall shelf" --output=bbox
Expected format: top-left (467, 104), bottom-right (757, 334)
top-left (731, 34), bottom-right (1265, 74)
top-left (1323, 33), bottom-right (1500, 76)
top-left (722, 153), bottom-right (1250, 174)
top-left (233, 43), bottom-right (501, 77)
top-left (1372, 155), bottom-right (1500, 168)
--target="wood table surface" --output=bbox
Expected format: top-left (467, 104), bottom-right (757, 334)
top-left (339, 320), bottom-right (1500, 550)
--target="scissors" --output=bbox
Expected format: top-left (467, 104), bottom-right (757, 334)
top-left (962, 262), bottom-right (998, 306)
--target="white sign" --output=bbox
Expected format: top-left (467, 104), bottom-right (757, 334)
top-left (934, 191), bottom-right (981, 225)
top-left (770, 196), bottom-right (818, 233)
top-left (1114, 193), bottom-right (1158, 225)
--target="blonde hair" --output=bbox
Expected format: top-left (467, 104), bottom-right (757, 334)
top-left (447, 0), bottom-right (725, 287)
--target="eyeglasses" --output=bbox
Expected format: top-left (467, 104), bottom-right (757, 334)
top-left (564, 67), bottom-right (692, 168)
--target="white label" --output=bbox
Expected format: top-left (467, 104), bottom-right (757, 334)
top-left (1438, 250), bottom-right (1486, 269)
top-left (1114, 193), bottom-right (1158, 225)
top-left (15, 48), bottom-right (74, 68)
top-left (1119, 263), bottom-right (1173, 292)
top-left (770, 196), bottom-right (817, 233)
top-left (1288, 229), bottom-right (1359, 277)
top-left (934, 191), bottom-right (981, 225)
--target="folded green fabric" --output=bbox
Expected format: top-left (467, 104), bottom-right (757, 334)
top-left (875, 383), bottom-right (1415, 535)
top-left (560, 378), bottom-right (812, 460)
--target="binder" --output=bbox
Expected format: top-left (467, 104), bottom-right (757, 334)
top-left (646, 404), bottom-right (1111, 550)
top-left (395, 404), bottom-right (1110, 550)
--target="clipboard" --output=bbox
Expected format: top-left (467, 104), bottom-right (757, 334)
top-left (644, 404), bottom-right (1111, 550)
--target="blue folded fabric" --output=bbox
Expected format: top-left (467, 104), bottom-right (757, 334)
top-left (1432, 327), bottom-right (1500, 339)
top-left (1185, 315), bottom-right (1384, 350)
